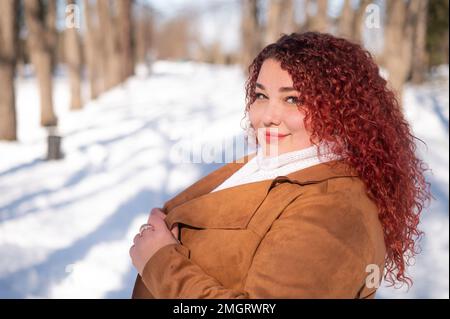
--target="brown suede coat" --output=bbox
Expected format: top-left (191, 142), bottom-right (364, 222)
top-left (131, 153), bottom-right (386, 299)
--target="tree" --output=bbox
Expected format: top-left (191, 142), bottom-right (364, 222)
top-left (24, 0), bottom-right (58, 127)
top-left (97, 0), bottom-right (121, 89)
top-left (426, 0), bottom-right (449, 68)
top-left (264, 0), bottom-right (296, 45)
top-left (241, 0), bottom-right (261, 73)
top-left (411, 0), bottom-right (429, 84)
top-left (338, 0), bottom-right (370, 44)
top-left (352, 0), bottom-right (371, 45)
top-left (381, 0), bottom-right (422, 105)
top-left (309, 0), bottom-right (328, 33)
top-left (154, 15), bottom-right (193, 60)
top-left (65, 0), bottom-right (82, 110)
top-left (0, 0), bottom-right (19, 141)
top-left (338, 0), bottom-right (354, 40)
top-left (118, 0), bottom-right (134, 81)
top-left (134, 6), bottom-right (154, 68)
top-left (84, 0), bottom-right (102, 98)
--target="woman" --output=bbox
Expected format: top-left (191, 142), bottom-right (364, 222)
top-left (129, 32), bottom-right (431, 299)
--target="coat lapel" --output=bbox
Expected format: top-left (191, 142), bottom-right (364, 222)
top-left (275, 158), bottom-right (359, 186)
top-left (163, 154), bottom-right (360, 231)
top-left (161, 153), bottom-right (255, 213)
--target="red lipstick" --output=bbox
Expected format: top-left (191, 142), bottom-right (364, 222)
top-left (264, 130), bottom-right (289, 143)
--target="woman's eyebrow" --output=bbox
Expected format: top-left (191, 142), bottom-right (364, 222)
top-left (256, 82), bottom-right (297, 92)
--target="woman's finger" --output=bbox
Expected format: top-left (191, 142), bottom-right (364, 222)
top-left (148, 207), bottom-right (165, 223)
top-left (133, 233), bottom-right (141, 245)
top-left (171, 223), bottom-right (179, 239)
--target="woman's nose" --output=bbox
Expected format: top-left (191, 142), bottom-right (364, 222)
top-left (262, 101), bottom-right (282, 126)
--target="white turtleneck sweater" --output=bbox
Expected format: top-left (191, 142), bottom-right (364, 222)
top-left (210, 143), bottom-right (341, 193)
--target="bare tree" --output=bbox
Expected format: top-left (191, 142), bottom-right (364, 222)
top-left (353, 0), bottom-right (371, 44)
top-left (426, 0), bottom-right (449, 67)
top-left (297, 0), bottom-right (311, 32)
top-left (382, 0), bottom-right (422, 104)
top-left (65, 0), bottom-right (82, 110)
top-left (309, 0), bottom-right (328, 33)
top-left (84, 0), bottom-right (102, 98)
top-left (240, 0), bottom-right (261, 73)
top-left (47, 0), bottom-right (58, 70)
top-left (118, 0), bottom-right (134, 81)
top-left (411, 0), bottom-right (429, 84)
top-left (97, 0), bottom-right (121, 89)
top-left (0, 0), bottom-right (19, 140)
top-left (264, 0), bottom-right (296, 45)
top-left (155, 15), bottom-right (193, 60)
top-left (338, 0), bottom-right (370, 44)
top-left (338, 0), bottom-right (354, 39)
top-left (24, 0), bottom-right (58, 127)
top-left (210, 40), bottom-right (227, 64)
top-left (134, 7), bottom-right (153, 67)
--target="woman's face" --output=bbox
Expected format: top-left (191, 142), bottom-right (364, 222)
top-left (248, 58), bottom-right (313, 156)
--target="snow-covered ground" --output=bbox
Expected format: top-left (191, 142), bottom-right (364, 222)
top-left (0, 61), bottom-right (448, 298)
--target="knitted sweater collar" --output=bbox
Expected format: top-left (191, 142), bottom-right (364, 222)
top-left (255, 142), bottom-right (338, 171)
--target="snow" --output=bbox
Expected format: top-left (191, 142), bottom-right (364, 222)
top-left (0, 60), bottom-right (448, 298)
top-left (377, 65), bottom-right (449, 299)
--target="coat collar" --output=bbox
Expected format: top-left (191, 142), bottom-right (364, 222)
top-left (162, 153), bottom-right (359, 230)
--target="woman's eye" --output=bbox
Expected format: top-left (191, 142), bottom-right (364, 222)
top-left (254, 93), bottom-right (299, 104)
top-left (286, 96), bottom-right (299, 104)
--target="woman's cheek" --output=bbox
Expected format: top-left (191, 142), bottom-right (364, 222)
top-left (248, 107), bottom-right (261, 127)
top-left (283, 110), bottom-right (305, 132)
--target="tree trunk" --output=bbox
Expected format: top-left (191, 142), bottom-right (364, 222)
top-left (46, 0), bottom-right (58, 71)
top-left (241, 0), bottom-right (261, 74)
top-left (298, 0), bottom-right (312, 32)
top-left (135, 12), bottom-right (147, 65)
top-left (353, 0), bottom-right (371, 44)
top-left (382, 0), bottom-right (421, 105)
top-left (411, 0), bottom-right (429, 84)
top-left (309, 0), bottom-right (328, 33)
top-left (134, 7), bottom-right (154, 68)
top-left (118, 0), bottom-right (134, 81)
top-left (83, 0), bottom-right (102, 98)
top-left (65, 0), bottom-right (82, 110)
top-left (97, 0), bottom-right (113, 89)
top-left (24, 0), bottom-right (58, 127)
top-left (338, 0), bottom-right (371, 44)
top-left (265, 0), bottom-right (296, 45)
top-left (211, 41), bottom-right (226, 64)
top-left (338, 0), bottom-right (354, 40)
top-left (0, 0), bottom-right (18, 141)
top-left (97, 0), bottom-right (121, 89)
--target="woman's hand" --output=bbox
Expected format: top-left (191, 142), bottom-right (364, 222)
top-left (129, 207), bottom-right (180, 276)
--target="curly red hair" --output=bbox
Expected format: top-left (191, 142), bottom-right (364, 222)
top-left (244, 32), bottom-right (432, 289)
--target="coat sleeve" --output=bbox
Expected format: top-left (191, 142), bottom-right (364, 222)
top-left (140, 200), bottom-right (373, 298)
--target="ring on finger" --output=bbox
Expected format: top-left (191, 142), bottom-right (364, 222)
top-left (139, 223), bottom-right (154, 235)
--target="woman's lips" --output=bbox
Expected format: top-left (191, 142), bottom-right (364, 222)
top-left (264, 132), bottom-right (289, 143)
